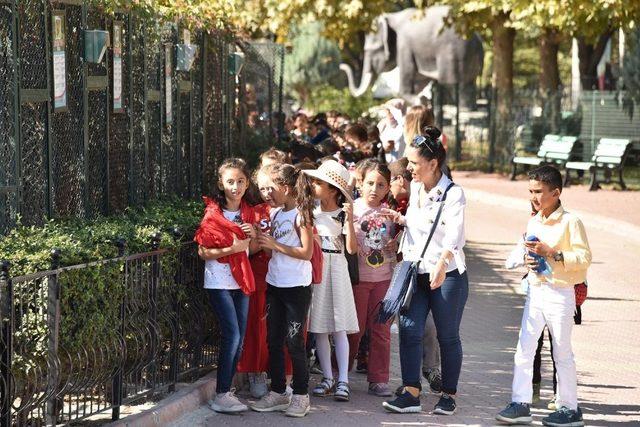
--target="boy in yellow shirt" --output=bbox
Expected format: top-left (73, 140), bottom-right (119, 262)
top-left (496, 165), bottom-right (591, 427)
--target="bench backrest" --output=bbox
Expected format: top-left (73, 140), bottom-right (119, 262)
top-left (537, 135), bottom-right (577, 161)
top-left (591, 138), bottom-right (631, 165)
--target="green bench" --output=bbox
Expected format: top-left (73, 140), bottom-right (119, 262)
top-left (564, 138), bottom-right (632, 191)
top-left (511, 135), bottom-right (579, 180)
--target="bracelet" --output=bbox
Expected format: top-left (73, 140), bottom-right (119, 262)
top-left (440, 257), bottom-right (450, 266)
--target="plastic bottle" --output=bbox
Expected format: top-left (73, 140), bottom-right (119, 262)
top-left (526, 235), bottom-right (552, 276)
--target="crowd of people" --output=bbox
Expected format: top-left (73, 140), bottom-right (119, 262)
top-left (193, 101), bottom-right (592, 427)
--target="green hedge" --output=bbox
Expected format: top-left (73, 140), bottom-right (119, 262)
top-left (0, 197), bottom-right (204, 277)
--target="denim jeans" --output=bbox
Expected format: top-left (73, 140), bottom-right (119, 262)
top-left (207, 289), bottom-right (249, 393)
top-left (399, 271), bottom-right (468, 395)
top-left (266, 284), bottom-right (312, 395)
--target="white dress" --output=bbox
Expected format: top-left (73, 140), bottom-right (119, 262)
top-left (308, 207), bottom-right (359, 334)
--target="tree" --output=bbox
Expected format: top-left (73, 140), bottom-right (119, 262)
top-left (622, 29), bottom-right (640, 118)
top-left (284, 22), bottom-right (342, 105)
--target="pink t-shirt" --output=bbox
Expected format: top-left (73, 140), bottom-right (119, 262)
top-left (353, 198), bottom-right (397, 282)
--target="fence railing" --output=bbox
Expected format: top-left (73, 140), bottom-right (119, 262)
top-left (0, 1), bottom-right (284, 234)
top-left (0, 240), bottom-right (217, 426)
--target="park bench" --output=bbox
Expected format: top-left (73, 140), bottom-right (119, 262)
top-left (511, 135), bottom-right (579, 180)
top-left (564, 138), bottom-right (632, 191)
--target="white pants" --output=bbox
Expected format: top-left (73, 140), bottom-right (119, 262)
top-left (512, 283), bottom-right (578, 410)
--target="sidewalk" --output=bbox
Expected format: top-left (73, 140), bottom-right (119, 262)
top-left (129, 174), bottom-right (640, 426)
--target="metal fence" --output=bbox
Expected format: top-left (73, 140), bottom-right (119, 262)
top-left (0, 0), bottom-right (285, 234)
top-left (433, 85), bottom-right (640, 170)
top-left (0, 241), bottom-right (216, 425)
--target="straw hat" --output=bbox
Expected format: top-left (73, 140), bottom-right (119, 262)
top-left (303, 160), bottom-right (353, 203)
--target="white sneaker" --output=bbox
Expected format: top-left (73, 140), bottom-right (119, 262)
top-left (249, 372), bottom-right (269, 398)
top-left (285, 393), bottom-right (310, 417)
top-left (250, 391), bottom-right (291, 412)
top-left (209, 390), bottom-right (248, 413)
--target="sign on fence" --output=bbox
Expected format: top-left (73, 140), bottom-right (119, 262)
top-left (113, 21), bottom-right (123, 112)
top-left (52, 11), bottom-right (67, 110)
top-left (165, 43), bottom-right (173, 125)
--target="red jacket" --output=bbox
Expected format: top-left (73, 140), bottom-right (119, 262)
top-left (193, 197), bottom-right (255, 295)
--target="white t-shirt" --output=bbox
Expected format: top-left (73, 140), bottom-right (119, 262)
top-left (266, 207), bottom-right (312, 288)
top-left (204, 209), bottom-right (243, 290)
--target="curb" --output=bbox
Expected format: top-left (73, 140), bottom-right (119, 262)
top-left (107, 373), bottom-right (216, 427)
top-left (464, 187), bottom-right (640, 244)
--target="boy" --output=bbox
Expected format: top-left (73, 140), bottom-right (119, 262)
top-left (387, 158), bottom-right (411, 215)
top-left (496, 165), bottom-right (591, 427)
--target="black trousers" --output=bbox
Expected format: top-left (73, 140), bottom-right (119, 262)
top-left (533, 327), bottom-right (557, 393)
top-left (266, 284), bottom-right (312, 395)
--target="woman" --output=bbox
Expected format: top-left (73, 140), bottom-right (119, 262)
top-left (381, 126), bottom-right (469, 415)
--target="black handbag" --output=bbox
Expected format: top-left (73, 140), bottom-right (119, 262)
top-left (377, 182), bottom-right (455, 323)
top-left (339, 212), bottom-right (359, 285)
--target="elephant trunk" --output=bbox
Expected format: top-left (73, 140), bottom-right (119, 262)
top-left (340, 57), bottom-right (373, 97)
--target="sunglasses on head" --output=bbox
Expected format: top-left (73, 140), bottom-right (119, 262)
top-left (413, 135), bottom-right (436, 154)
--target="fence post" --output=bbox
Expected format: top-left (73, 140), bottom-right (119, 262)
top-left (111, 238), bottom-right (126, 421)
top-left (455, 82), bottom-right (461, 162)
top-left (46, 249), bottom-right (61, 426)
top-left (168, 228), bottom-right (182, 391)
top-left (148, 233), bottom-right (161, 396)
top-left (0, 261), bottom-right (13, 427)
top-left (488, 87), bottom-right (497, 173)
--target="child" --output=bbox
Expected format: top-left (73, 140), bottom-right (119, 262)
top-left (194, 158), bottom-right (258, 414)
top-left (387, 157), bottom-right (411, 215)
top-left (496, 165), bottom-right (591, 427)
top-left (303, 160), bottom-right (360, 402)
top-left (235, 163), bottom-right (280, 399)
top-left (250, 163), bottom-right (315, 418)
top-left (346, 160), bottom-right (397, 397)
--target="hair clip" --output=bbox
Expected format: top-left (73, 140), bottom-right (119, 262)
top-left (413, 135), bottom-right (435, 154)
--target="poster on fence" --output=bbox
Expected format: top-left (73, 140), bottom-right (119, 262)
top-left (113, 21), bottom-right (123, 112)
top-left (165, 43), bottom-right (173, 125)
top-left (52, 11), bottom-right (67, 111)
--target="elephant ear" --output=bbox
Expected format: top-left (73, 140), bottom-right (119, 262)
top-left (378, 15), bottom-right (396, 63)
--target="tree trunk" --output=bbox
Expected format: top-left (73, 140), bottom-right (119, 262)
top-left (539, 27), bottom-right (561, 133)
top-left (491, 12), bottom-right (516, 165)
top-left (577, 32), bottom-right (613, 90)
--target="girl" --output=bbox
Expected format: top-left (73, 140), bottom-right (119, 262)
top-left (250, 164), bottom-right (315, 418)
top-left (346, 160), bottom-right (397, 397)
top-left (194, 158), bottom-right (258, 414)
top-left (304, 160), bottom-right (360, 402)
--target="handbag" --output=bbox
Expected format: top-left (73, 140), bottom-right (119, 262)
top-left (377, 182), bottom-right (455, 323)
top-left (339, 212), bottom-right (360, 285)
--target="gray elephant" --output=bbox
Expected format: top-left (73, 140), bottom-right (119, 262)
top-left (340, 6), bottom-right (484, 108)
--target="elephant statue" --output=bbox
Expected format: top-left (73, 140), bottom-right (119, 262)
top-left (340, 6), bottom-right (484, 108)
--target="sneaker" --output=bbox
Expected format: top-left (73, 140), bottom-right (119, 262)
top-left (433, 393), bottom-right (456, 415)
top-left (248, 372), bottom-right (269, 399)
top-left (250, 391), bottom-right (291, 412)
top-left (548, 395), bottom-right (557, 411)
top-left (382, 388), bottom-right (422, 413)
top-left (312, 377), bottom-right (335, 397)
top-left (395, 385), bottom-right (404, 396)
top-left (310, 359), bottom-right (323, 375)
top-left (209, 390), bottom-right (248, 413)
top-left (532, 383), bottom-right (541, 404)
top-left (495, 402), bottom-right (532, 424)
top-left (368, 382), bottom-right (393, 397)
top-left (423, 368), bottom-right (442, 393)
top-left (356, 358), bottom-right (368, 374)
top-left (542, 406), bottom-right (584, 427)
top-left (334, 381), bottom-right (350, 401)
top-left (285, 394), bottom-right (310, 418)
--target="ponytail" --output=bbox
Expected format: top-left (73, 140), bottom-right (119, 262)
top-left (270, 163), bottom-right (315, 227)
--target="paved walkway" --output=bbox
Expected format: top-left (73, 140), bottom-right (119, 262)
top-left (169, 174), bottom-right (640, 426)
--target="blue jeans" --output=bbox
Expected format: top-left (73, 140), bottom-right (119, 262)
top-left (399, 271), bottom-right (468, 395)
top-left (207, 289), bottom-right (249, 393)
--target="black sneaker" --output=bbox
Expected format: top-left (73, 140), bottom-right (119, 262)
top-left (433, 393), bottom-right (456, 415)
top-left (495, 402), bottom-right (532, 424)
top-left (542, 406), bottom-right (584, 427)
top-left (423, 368), bottom-right (442, 393)
top-left (382, 388), bottom-right (422, 413)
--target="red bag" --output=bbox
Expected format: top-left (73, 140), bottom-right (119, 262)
top-left (310, 237), bottom-right (323, 284)
top-left (575, 282), bottom-right (588, 306)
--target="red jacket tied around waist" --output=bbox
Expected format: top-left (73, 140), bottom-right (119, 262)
top-left (193, 197), bottom-right (255, 295)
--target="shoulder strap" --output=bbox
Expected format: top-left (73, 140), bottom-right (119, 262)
top-left (417, 182), bottom-right (455, 262)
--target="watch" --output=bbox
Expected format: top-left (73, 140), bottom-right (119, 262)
top-left (552, 251), bottom-right (564, 262)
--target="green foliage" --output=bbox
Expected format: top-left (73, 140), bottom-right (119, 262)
top-left (305, 85), bottom-right (384, 119)
top-left (284, 22), bottom-right (342, 105)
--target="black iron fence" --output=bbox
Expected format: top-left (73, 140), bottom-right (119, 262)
top-left (432, 85), bottom-right (640, 171)
top-left (0, 0), bottom-right (285, 234)
top-left (0, 240), bottom-right (217, 425)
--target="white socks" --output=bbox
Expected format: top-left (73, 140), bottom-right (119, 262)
top-left (315, 331), bottom-right (350, 383)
